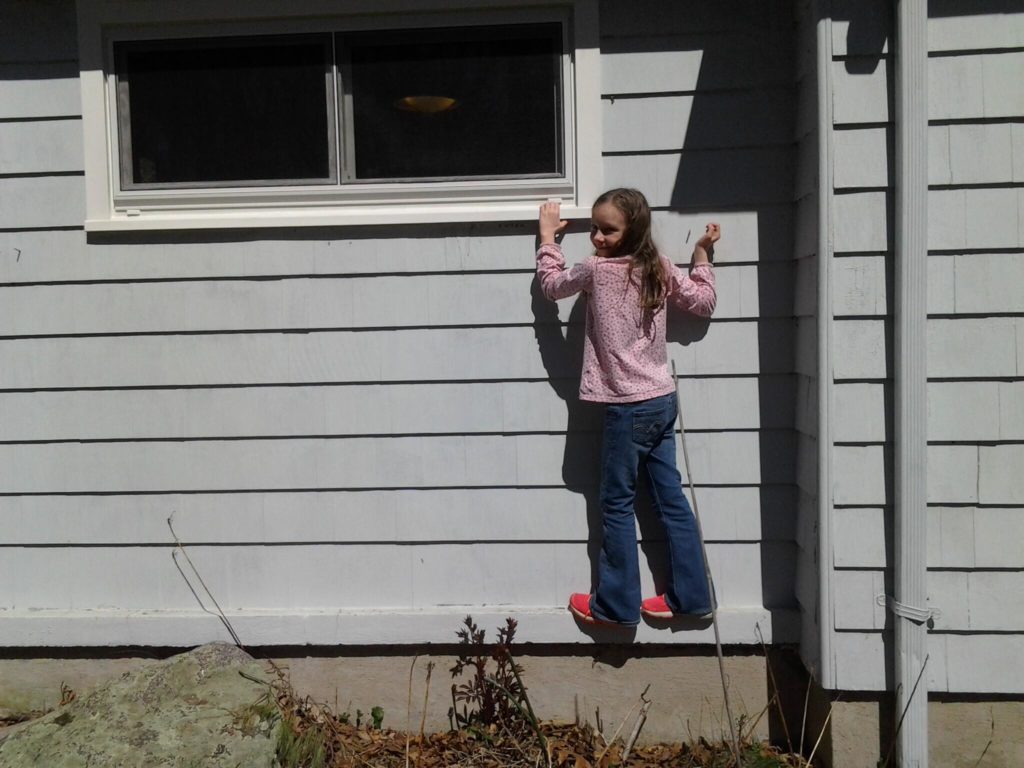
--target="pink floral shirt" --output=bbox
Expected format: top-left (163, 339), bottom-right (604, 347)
top-left (536, 243), bottom-right (716, 403)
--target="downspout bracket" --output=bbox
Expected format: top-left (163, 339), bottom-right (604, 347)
top-left (876, 594), bottom-right (941, 625)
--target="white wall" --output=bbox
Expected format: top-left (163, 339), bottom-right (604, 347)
top-left (826, 0), bottom-right (1024, 693)
top-left (0, 0), bottom-right (799, 647)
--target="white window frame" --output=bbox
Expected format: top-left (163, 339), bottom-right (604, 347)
top-left (76, 0), bottom-right (602, 232)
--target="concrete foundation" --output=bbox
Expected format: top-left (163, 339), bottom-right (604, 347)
top-left (1, 646), bottom-right (782, 746)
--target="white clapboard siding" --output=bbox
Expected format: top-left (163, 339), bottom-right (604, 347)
top-left (0, 485), bottom-right (793, 545)
top-left (0, 62), bottom-right (80, 120)
top-left (0, 1), bottom-right (77, 65)
top-left (930, 507), bottom-right (1024, 569)
top-left (834, 253), bottom-right (1024, 317)
top-left (0, 119), bottom-right (83, 175)
top-left (0, 541), bottom-right (769, 611)
top-left (794, 374), bottom-right (817, 437)
top-left (833, 506), bottom-right (1024, 569)
top-left (833, 192), bottom-right (889, 253)
top-left (930, 188), bottom-right (1024, 252)
top-left (601, 34), bottom-right (791, 94)
top-left (929, 4), bottom-right (1024, 52)
top-left (600, 0), bottom-right (775, 38)
top-left (0, 322), bottom-right (776, 389)
top-left (0, 175), bottom-right (84, 229)
top-left (831, 61), bottom-right (889, 125)
top-left (834, 569), bottom-right (1024, 632)
top-left (833, 318), bottom-right (1024, 380)
top-left (833, 128), bottom-right (889, 190)
top-left (833, 631), bottom-right (1024, 692)
top-left (603, 90), bottom-right (793, 152)
top-left (0, 431), bottom-right (786, 493)
top-left (833, 445), bottom-right (992, 506)
top-left (0, 376), bottom-right (795, 440)
top-left (930, 52), bottom-right (1024, 120)
top-left (0, 210), bottom-right (791, 285)
top-left (833, 382), bottom-right (886, 443)
top-left (604, 147), bottom-right (793, 208)
top-left (829, 0), bottom-right (889, 56)
top-left (0, 265), bottom-right (778, 336)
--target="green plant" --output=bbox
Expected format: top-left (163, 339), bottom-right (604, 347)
top-left (449, 615), bottom-right (526, 730)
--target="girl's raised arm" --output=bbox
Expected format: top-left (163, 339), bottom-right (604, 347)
top-left (536, 202), bottom-right (594, 301)
top-left (667, 222), bottom-right (719, 317)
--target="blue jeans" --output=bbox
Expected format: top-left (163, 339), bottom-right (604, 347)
top-left (590, 392), bottom-right (713, 625)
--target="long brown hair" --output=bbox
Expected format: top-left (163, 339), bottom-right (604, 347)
top-left (593, 188), bottom-right (666, 310)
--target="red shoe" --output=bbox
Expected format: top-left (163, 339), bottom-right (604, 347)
top-left (641, 595), bottom-right (713, 620)
top-left (568, 593), bottom-right (628, 626)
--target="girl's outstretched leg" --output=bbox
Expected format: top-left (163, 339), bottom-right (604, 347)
top-left (590, 404), bottom-right (643, 625)
top-left (643, 421), bottom-right (712, 615)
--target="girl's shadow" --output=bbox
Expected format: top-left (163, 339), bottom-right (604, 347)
top-left (530, 274), bottom-right (713, 596)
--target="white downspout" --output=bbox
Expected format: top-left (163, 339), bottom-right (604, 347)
top-left (893, 0), bottom-right (929, 766)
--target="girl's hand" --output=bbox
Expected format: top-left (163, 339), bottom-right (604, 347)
top-left (539, 201), bottom-right (569, 244)
top-left (696, 222), bottom-right (720, 250)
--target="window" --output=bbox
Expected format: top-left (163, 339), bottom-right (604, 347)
top-left (77, 1), bottom-right (601, 231)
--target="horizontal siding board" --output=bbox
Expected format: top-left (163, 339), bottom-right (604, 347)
top-left (0, 175), bottom-right (84, 229)
top-left (0, 431), bottom-right (790, 492)
top-left (979, 445), bottom-right (1024, 505)
top-left (829, 0), bottom-right (890, 56)
top-left (833, 632), bottom-right (1024, 693)
top-left (0, 322), bottom-right (779, 389)
top-left (833, 445), bottom-right (982, 505)
top-left (835, 253), bottom-right (1024, 317)
top-left (928, 5), bottom-right (1024, 52)
top-left (834, 382), bottom-right (886, 442)
top-left (599, 0), bottom-right (776, 38)
top-left (0, 62), bottom-right (80, 119)
top-left (604, 147), bottom-right (794, 208)
top-left (0, 541), bottom-right (769, 611)
top-left (0, 377), bottom-right (795, 441)
top-left (833, 192), bottom-right (889, 252)
top-left (600, 34), bottom-right (791, 93)
top-left (835, 570), bottom-right (1024, 632)
top-left (835, 318), bottom-right (1023, 380)
top-left (0, 486), bottom-right (794, 545)
top-left (832, 60), bottom-right (890, 125)
top-left (930, 52), bottom-right (1024, 120)
top-left (833, 127), bottom-right (889, 189)
top-left (0, 209), bottom-right (794, 284)
top-left (0, 119), bottom-right (83, 175)
top-left (602, 90), bottom-right (793, 152)
top-left (0, 264), bottom-right (783, 336)
top-left (835, 507), bottom-right (1024, 570)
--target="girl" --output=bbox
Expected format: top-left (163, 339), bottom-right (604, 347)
top-left (536, 188), bottom-right (719, 626)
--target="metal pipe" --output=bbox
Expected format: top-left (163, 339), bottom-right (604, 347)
top-left (893, 0), bottom-right (930, 765)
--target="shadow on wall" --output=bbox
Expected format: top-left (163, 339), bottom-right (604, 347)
top-left (533, 0), bottom-right (800, 639)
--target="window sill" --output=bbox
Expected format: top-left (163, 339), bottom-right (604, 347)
top-left (85, 202), bottom-right (593, 232)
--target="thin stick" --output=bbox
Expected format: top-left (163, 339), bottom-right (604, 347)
top-left (417, 661), bottom-right (435, 768)
top-left (594, 684), bottom-right (649, 764)
top-left (167, 514), bottom-right (244, 649)
top-left (671, 362), bottom-right (741, 766)
top-left (756, 622), bottom-right (794, 754)
top-left (880, 654), bottom-right (930, 768)
top-left (622, 691), bottom-right (653, 762)
top-left (799, 673), bottom-right (812, 756)
top-left (405, 655), bottom-right (419, 768)
top-left (806, 700), bottom-right (834, 766)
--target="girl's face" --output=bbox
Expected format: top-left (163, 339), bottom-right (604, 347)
top-left (590, 202), bottom-right (627, 257)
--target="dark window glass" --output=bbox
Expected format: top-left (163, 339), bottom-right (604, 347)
top-left (345, 23), bottom-right (562, 180)
top-left (114, 36), bottom-right (333, 187)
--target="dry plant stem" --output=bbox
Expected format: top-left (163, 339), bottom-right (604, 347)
top-left (406, 655), bottom-right (419, 768)
top-left (806, 701), bottom-right (834, 766)
top-left (167, 514), bottom-right (244, 650)
top-left (594, 686), bottom-right (646, 764)
top-left (622, 691), bottom-right (653, 762)
top-left (799, 674), bottom-right (811, 756)
top-left (418, 660), bottom-right (435, 765)
top-left (671, 362), bottom-right (741, 767)
top-left (484, 676), bottom-right (550, 766)
top-left (756, 622), bottom-right (795, 753)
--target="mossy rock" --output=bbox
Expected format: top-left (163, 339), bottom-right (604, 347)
top-left (0, 643), bottom-right (280, 768)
